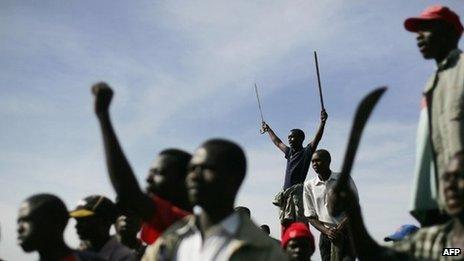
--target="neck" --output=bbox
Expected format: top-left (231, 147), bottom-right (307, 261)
top-left (88, 234), bottom-right (111, 252)
top-left (435, 46), bottom-right (456, 65)
top-left (171, 193), bottom-right (192, 212)
top-left (318, 169), bottom-right (331, 181)
top-left (198, 204), bottom-right (234, 234)
top-left (38, 239), bottom-right (71, 261)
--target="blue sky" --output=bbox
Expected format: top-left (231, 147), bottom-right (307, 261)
top-left (1, 1), bottom-right (464, 260)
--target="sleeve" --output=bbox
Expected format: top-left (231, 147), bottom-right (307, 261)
top-left (303, 144), bottom-right (313, 159)
top-left (303, 182), bottom-right (317, 219)
top-left (284, 147), bottom-right (291, 159)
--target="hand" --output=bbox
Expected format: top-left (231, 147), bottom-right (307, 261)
top-left (92, 82), bottom-right (114, 115)
top-left (325, 227), bottom-right (341, 241)
top-left (321, 109), bottom-right (328, 122)
top-left (261, 121), bottom-right (269, 133)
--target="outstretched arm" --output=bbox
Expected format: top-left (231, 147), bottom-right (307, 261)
top-left (308, 109), bottom-right (328, 150)
top-left (92, 82), bottom-right (155, 220)
top-left (262, 122), bottom-right (288, 154)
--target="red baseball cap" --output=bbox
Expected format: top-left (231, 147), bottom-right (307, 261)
top-left (281, 222), bottom-right (315, 250)
top-left (404, 5), bottom-right (463, 36)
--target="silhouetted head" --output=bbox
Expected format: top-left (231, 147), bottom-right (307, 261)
top-left (186, 139), bottom-right (246, 211)
top-left (442, 153), bottom-right (464, 219)
top-left (260, 224), bottom-right (270, 235)
top-left (146, 149), bottom-right (192, 199)
top-left (234, 206), bottom-right (251, 218)
top-left (17, 194), bottom-right (69, 252)
top-left (288, 129), bottom-right (305, 149)
top-left (311, 149), bottom-right (331, 174)
top-left (70, 195), bottom-right (117, 244)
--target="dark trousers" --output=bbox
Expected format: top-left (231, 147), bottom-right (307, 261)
top-left (319, 232), bottom-right (355, 261)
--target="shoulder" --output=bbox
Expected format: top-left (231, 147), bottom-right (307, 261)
top-left (452, 50), bottom-right (464, 73)
top-left (142, 215), bottom-right (194, 260)
top-left (392, 222), bottom-right (450, 254)
top-left (113, 242), bottom-right (138, 261)
top-left (101, 237), bottom-right (138, 261)
top-left (74, 250), bottom-right (106, 261)
top-left (235, 218), bottom-right (287, 259)
top-left (304, 178), bottom-right (317, 188)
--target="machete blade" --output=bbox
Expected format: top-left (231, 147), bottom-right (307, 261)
top-left (337, 86), bottom-right (387, 188)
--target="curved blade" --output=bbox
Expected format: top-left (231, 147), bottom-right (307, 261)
top-left (337, 87), bottom-right (387, 188)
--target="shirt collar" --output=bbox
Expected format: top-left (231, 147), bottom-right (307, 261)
top-left (178, 209), bottom-right (240, 238)
top-left (437, 49), bottom-right (462, 71)
top-left (314, 171), bottom-right (338, 185)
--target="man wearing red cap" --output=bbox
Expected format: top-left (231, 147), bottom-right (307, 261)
top-left (405, 5), bottom-right (464, 226)
top-left (282, 222), bottom-right (315, 261)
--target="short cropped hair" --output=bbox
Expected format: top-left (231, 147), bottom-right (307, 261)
top-left (290, 129), bottom-right (305, 140)
top-left (314, 149), bottom-right (331, 163)
top-left (159, 148), bottom-right (192, 177)
top-left (201, 138), bottom-right (247, 184)
top-left (25, 193), bottom-right (69, 232)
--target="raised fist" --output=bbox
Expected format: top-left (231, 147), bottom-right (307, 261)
top-left (261, 121), bottom-right (269, 133)
top-left (321, 109), bottom-right (328, 122)
top-left (92, 82), bottom-right (114, 115)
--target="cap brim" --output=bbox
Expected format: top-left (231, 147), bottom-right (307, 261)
top-left (69, 209), bottom-right (95, 218)
top-left (384, 236), bottom-right (394, 242)
top-left (404, 16), bottom-right (446, 32)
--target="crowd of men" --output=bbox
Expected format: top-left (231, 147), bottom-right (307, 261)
top-left (10, 4), bottom-right (464, 261)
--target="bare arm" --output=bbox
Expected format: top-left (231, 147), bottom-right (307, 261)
top-left (262, 122), bottom-right (288, 154)
top-left (308, 217), bottom-right (333, 239)
top-left (308, 109), bottom-right (328, 150)
top-left (92, 83), bottom-right (155, 220)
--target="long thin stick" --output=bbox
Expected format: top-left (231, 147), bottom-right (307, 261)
top-left (314, 51), bottom-right (325, 110)
top-left (254, 83), bottom-right (265, 122)
top-left (254, 83), bottom-right (265, 134)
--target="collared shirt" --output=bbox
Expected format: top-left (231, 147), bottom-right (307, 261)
top-left (423, 49), bottom-right (464, 207)
top-left (142, 211), bottom-right (288, 261)
top-left (99, 236), bottom-right (138, 261)
top-left (140, 195), bottom-right (190, 244)
top-left (303, 172), bottom-right (358, 224)
top-left (386, 220), bottom-right (462, 260)
top-left (175, 212), bottom-right (240, 261)
top-left (284, 145), bottom-right (313, 190)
